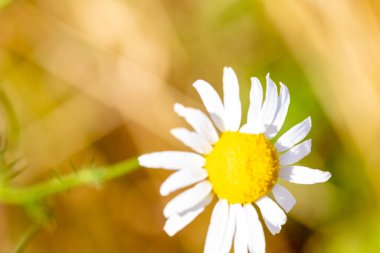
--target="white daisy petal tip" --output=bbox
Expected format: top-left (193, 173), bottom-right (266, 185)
top-left (174, 103), bottom-right (185, 113)
top-left (138, 151), bottom-right (205, 170)
top-left (138, 153), bottom-right (163, 168)
top-left (223, 66), bottom-right (241, 131)
top-left (137, 154), bottom-right (147, 167)
top-left (256, 196), bottom-right (287, 235)
top-left (170, 128), bottom-right (212, 154)
top-left (223, 67), bottom-right (235, 80)
top-left (192, 79), bottom-right (207, 88)
top-left (280, 139), bottom-right (312, 166)
top-left (279, 81), bottom-right (286, 87)
top-left (160, 188), bottom-right (169, 197)
top-left (192, 78), bottom-right (225, 132)
top-left (324, 171), bottom-right (332, 181)
top-left (164, 206), bottom-right (205, 237)
top-left (265, 73), bottom-right (276, 86)
top-left (246, 77), bottom-right (263, 127)
top-left (265, 74), bottom-right (278, 95)
top-left (275, 116), bottom-right (313, 152)
top-left (257, 72), bottom-right (278, 131)
top-left (163, 223), bottom-right (177, 237)
top-left (306, 116), bottom-right (312, 126)
top-left (172, 103), bottom-right (219, 144)
top-left (279, 82), bottom-right (290, 99)
top-left (272, 184), bottom-right (297, 213)
top-left (280, 166), bottom-right (332, 184)
top-left (265, 81), bottom-right (291, 139)
top-left (307, 170), bottom-right (332, 183)
top-left (250, 76), bottom-right (260, 83)
top-left (163, 181), bottom-right (212, 218)
top-left (169, 128), bottom-right (179, 136)
top-left (224, 66), bottom-right (233, 72)
top-left (159, 168), bottom-right (208, 196)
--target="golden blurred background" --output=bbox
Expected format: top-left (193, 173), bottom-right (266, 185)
top-left (1, 0), bottom-right (380, 252)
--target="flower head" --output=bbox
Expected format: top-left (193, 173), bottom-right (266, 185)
top-left (139, 67), bottom-right (331, 253)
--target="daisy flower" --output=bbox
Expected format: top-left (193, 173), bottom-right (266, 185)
top-left (139, 67), bottom-right (331, 253)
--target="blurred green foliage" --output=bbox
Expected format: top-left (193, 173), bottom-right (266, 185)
top-left (0, 0), bottom-right (10, 8)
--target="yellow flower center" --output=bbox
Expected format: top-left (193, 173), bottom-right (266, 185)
top-left (205, 132), bottom-right (279, 204)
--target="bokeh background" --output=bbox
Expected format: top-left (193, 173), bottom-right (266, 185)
top-left (1, 0), bottom-right (380, 252)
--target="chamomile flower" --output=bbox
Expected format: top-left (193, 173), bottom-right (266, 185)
top-left (139, 67), bottom-right (331, 253)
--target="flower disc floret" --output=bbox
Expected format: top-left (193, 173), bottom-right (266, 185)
top-left (205, 132), bottom-right (279, 204)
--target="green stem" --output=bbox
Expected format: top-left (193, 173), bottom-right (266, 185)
top-left (0, 158), bottom-right (139, 205)
top-left (12, 222), bottom-right (42, 253)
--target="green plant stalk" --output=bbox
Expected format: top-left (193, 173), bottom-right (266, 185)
top-left (0, 158), bottom-right (139, 205)
top-left (12, 222), bottom-right (42, 253)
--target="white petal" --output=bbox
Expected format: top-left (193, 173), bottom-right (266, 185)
top-left (256, 196), bottom-right (287, 235)
top-left (160, 168), bottom-right (208, 196)
top-left (171, 128), bottom-right (212, 154)
top-left (204, 199), bottom-right (229, 253)
top-left (193, 80), bottom-right (225, 132)
top-left (174, 103), bottom-right (219, 144)
top-left (247, 77), bottom-right (263, 125)
top-left (275, 117), bottom-right (311, 152)
top-left (219, 204), bottom-right (236, 253)
top-left (280, 166), bottom-right (332, 184)
top-left (257, 74), bottom-right (278, 131)
top-left (272, 184), bottom-right (296, 213)
top-left (266, 83), bottom-right (290, 139)
top-left (164, 205), bottom-right (205, 237)
top-left (163, 181), bottom-right (212, 218)
top-left (244, 204), bottom-right (265, 253)
top-left (223, 67), bottom-right (241, 131)
top-left (239, 122), bottom-right (266, 135)
top-left (164, 194), bottom-right (213, 237)
top-left (234, 204), bottom-right (249, 253)
top-left (187, 193), bottom-right (213, 213)
top-left (279, 139), bottom-right (312, 166)
top-left (138, 151), bottom-right (205, 170)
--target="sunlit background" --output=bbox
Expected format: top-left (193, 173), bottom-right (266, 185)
top-left (1, 0), bottom-right (380, 252)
